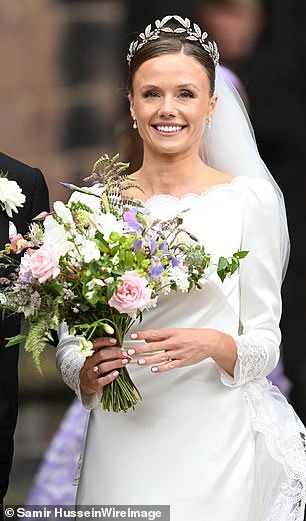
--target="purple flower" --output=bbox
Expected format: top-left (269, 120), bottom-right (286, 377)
top-left (124, 207), bottom-right (151, 233)
top-left (150, 257), bottom-right (163, 277)
top-left (134, 238), bottom-right (143, 251)
top-left (158, 239), bottom-right (168, 254)
top-left (171, 257), bottom-right (181, 267)
top-left (147, 238), bottom-right (156, 255)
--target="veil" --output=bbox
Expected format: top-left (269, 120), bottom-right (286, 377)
top-left (200, 65), bottom-right (290, 281)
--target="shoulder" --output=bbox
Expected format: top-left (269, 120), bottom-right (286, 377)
top-left (233, 176), bottom-right (278, 203)
top-left (0, 152), bottom-right (38, 177)
top-left (233, 177), bottom-right (282, 231)
top-left (0, 152), bottom-right (47, 196)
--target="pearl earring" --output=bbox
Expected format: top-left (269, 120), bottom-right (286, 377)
top-left (132, 118), bottom-right (137, 129)
top-left (206, 118), bottom-right (212, 130)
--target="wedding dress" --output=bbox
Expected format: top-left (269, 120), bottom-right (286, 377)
top-left (56, 176), bottom-right (306, 521)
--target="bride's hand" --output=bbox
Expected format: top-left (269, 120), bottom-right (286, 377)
top-left (79, 337), bottom-right (131, 395)
top-left (126, 328), bottom-right (237, 376)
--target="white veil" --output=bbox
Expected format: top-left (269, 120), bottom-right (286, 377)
top-left (200, 65), bottom-right (290, 281)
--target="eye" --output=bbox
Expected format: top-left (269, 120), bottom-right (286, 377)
top-left (143, 91), bottom-right (159, 98)
top-left (179, 91), bottom-right (193, 99)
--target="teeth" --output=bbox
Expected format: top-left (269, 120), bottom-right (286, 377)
top-left (156, 125), bottom-right (183, 133)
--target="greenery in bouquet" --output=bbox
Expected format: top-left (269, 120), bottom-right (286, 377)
top-left (0, 154), bottom-right (248, 412)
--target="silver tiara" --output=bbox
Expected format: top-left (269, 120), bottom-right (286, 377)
top-left (127, 15), bottom-right (219, 67)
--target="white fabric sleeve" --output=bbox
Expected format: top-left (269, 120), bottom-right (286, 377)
top-left (56, 323), bottom-right (102, 410)
top-left (219, 178), bottom-right (283, 387)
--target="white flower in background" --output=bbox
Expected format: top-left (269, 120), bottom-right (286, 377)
top-left (104, 276), bottom-right (114, 284)
top-left (86, 278), bottom-right (105, 290)
top-left (43, 215), bottom-right (72, 256)
top-left (169, 266), bottom-right (190, 292)
top-left (53, 200), bottom-right (75, 228)
top-left (80, 239), bottom-right (100, 263)
top-left (103, 323), bottom-right (115, 334)
top-left (8, 221), bottom-right (17, 238)
top-left (0, 176), bottom-right (26, 217)
top-left (146, 295), bottom-right (158, 309)
top-left (111, 252), bottom-right (119, 266)
top-left (96, 212), bottom-right (124, 241)
top-left (28, 222), bottom-right (44, 246)
top-left (75, 337), bottom-right (94, 359)
top-left (159, 275), bottom-right (172, 295)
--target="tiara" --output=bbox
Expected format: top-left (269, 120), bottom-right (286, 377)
top-left (127, 15), bottom-right (219, 67)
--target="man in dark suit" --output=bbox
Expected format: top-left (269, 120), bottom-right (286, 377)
top-left (0, 153), bottom-right (49, 520)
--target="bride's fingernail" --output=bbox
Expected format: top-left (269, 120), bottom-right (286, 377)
top-left (138, 359), bottom-right (146, 365)
top-left (130, 333), bottom-right (138, 339)
top-left (109, 338), bottom-right (117, 344)
top-left (151, 367), bottom-right (159, 373)
top-left (122, 359), bottom-right (129, 365)
top-left (128, 349), bottom-right (135, 355)
top-left (113, 371), bottom-right (119, 377)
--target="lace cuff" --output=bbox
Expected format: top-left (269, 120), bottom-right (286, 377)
top-left (219, 334), bottom-right (269, 387)
top-left (56, 327), bottom-right (102, 411)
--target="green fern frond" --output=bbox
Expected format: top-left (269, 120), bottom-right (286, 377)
top-left (24, 298), bottom-right (60, 374)
top-left (25, 316), bottom-right (52, 374)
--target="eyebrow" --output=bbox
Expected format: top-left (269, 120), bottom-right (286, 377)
top-left (140, 83), bottom-right (200, 91)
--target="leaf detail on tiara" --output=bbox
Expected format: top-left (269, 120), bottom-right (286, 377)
top-left (126, 15), bottom-right (219, 67)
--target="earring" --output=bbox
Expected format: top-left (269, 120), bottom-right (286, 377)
top-left (206, 118), bottom-right (212, 130)
top-left (132, 118), bottom-right (137, 129)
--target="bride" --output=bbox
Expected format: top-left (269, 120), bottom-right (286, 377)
top-left (56, 14), bottom-right (306, 521)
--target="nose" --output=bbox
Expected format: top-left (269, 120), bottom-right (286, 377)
top-left (157, 96), bottom-right (178, 118)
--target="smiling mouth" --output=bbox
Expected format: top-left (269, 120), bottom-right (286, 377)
top-left (154, 125), bottom-right (186, 133)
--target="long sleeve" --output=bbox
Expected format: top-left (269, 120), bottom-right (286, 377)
top-left (219, 178), bottom-right (283, 387)
top-left (56, 323), bottom-right (102, 410)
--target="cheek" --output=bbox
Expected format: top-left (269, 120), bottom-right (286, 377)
top-left (135, 106), bottom-right (156, 128)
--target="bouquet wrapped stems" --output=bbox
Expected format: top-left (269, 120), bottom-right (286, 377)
top-left (103, 362), bottom-right (141, 413)
top-left (75, 314), bottom-right (142, 413)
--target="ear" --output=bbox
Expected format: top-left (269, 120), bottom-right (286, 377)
top-left (128, 94), bottom-right (135, 120)
top-left (207, 95), bottom-right (218, 119)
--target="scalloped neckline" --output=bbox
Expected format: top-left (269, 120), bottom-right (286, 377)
top-left (143, 175), bottom-right (243, 205)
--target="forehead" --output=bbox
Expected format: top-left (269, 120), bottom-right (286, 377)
top-left (133, 53), bottom-right (210, 88)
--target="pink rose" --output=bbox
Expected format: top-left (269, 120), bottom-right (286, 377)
top-left (29, 244), bottom-right (60, 283)
top-left (108, 270), bottom-right (152, 319)
top-left (10, 233), bottom-right (32, 254)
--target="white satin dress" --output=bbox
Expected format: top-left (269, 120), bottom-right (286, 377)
top-left (56, 177), bottom-right (306, 521)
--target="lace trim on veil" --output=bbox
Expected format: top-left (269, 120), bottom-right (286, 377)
top-left (220, 336), bottom-right (306, 520)
top-left (243, 380), bottom-right (306, 520)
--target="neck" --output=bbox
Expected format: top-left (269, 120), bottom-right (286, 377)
top-left (136, 148), bottom-right (210, 198)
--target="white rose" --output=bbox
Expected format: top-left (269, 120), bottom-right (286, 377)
top-left (0, 178), bottom-right (26, 217)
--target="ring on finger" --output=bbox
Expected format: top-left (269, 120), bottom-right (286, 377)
top-left (165, 350), bottom-right (172, 362)
top-left (92, 365), bottom-right (100, 374)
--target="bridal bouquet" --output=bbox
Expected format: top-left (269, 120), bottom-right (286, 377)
top-left (0, 154), bottom-right (247, 412)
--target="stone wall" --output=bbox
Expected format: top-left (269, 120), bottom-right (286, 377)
top-left (0, 0), bottom-right (127, 204)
